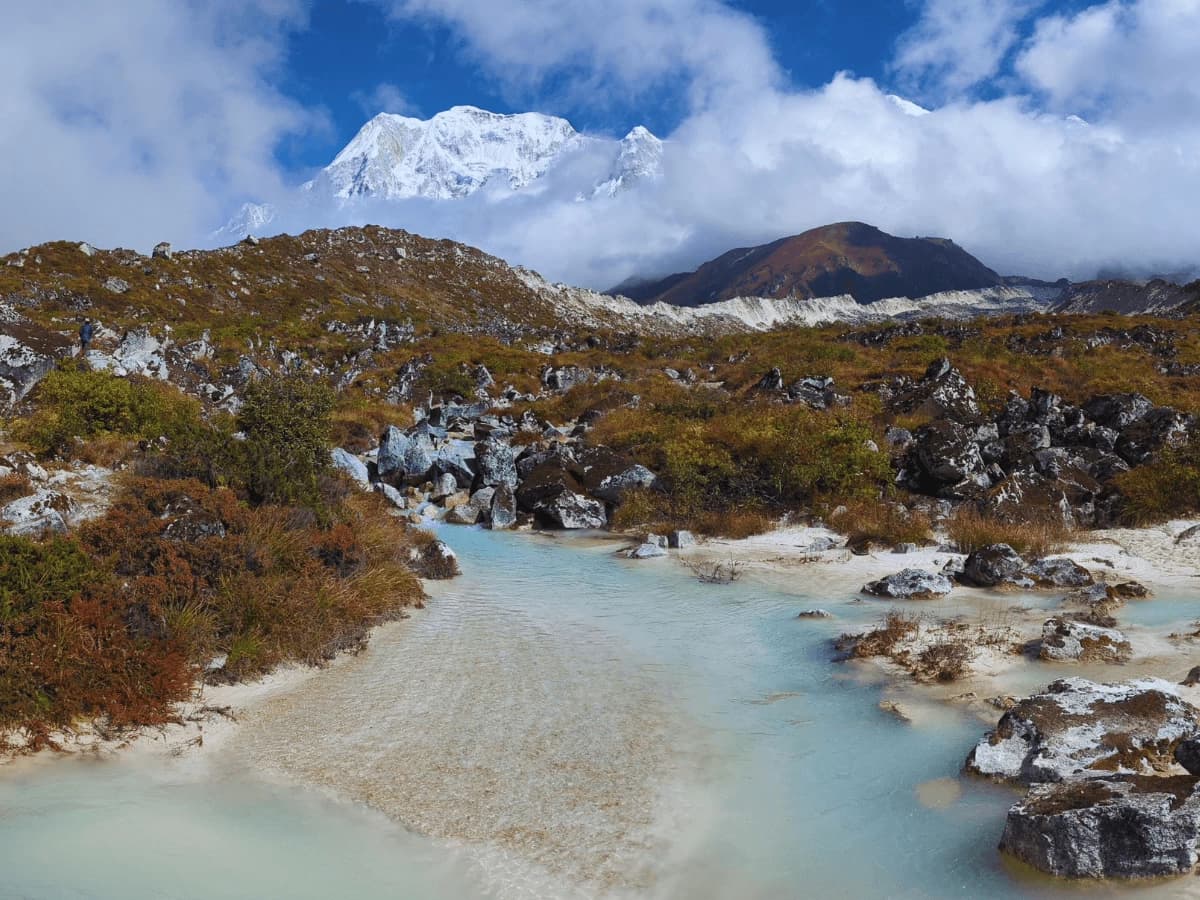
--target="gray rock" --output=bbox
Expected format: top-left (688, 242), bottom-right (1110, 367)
top-left (1176, 737), bottom-right (1200, 775)
top-left (1000, 776), bottom-right (1200, 878)
top-left (431, 440), bottom-right (477, 488)
top-left (330, 448), bottom-right (370, 488)
top-left (668, 530), bottom-right (696, 549)
top-left (797, 609), bottom-right (834, 619)
top-left (376, 425), bottom-right (409, 478)
top-left (373, 483), bottom-right (407, 509)
top-left (78, 242), bottom-right (96, 257)
top-left (645, 533), bottom-right (669, 548)
top-left (628, 542), bottom-right (668, 559)
top-left (578, 446), bottom-right (658, 503)
top-left (474, 439), bottom-right (518, 490)
top-left (431, 472), bottom-right (458, 501)
top-left (1025, 557), bottom-right (1094, 588)
top-left (103, 276), bottom-right (130, 294)
top-left (488, 483), bottom-right (518, 530)
top-left (1039, 618), bottom-right (1132, 663)
top-left (0, 490), bottom-right (69, 536)
top-left (966, 678), bottom-right (1200, 784)
top-left (863, 568), bottom-right (953, 600)
top-left (151, 242), bottom-right (173, 260)
top-left (543, 491), bottom-right (606, 529)
top-left (407, 540), bottom-right (459, 579)
top-left (1183, 667), bottom-right (1200, 688)
top-left (959, 544), bottom-right (1029, 588)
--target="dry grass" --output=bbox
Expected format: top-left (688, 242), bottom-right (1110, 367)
top-left (946, 506), bottom-right (1072, 558)
top-left (829, 500), bottom-right (932, 550)
top-left (0, 472), bottom-right (31, 504)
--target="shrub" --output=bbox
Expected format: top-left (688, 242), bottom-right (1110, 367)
top-left (1113, 441), bottom-right (1200, 525)
top-left (915, 637), bottom-right (975, 682)
top-left (946, 506), bottom-right (1071, 558)
top-left (0, 472), bottom-right (31, 503)
top-left (0, 535), bottom-right (93, 624)
top-left (15, 362), bottom-right (203, 457)
top-left (237, 373), bottom-right (335, 508)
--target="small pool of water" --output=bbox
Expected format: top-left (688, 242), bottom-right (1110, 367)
top-left (1, 527), bottom-right (1197, 899)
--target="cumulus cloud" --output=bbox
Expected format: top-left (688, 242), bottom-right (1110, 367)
top-left (368, 0), bottom-right (781, 112)
top-left (0, 0), bottom-right (317, 253)
top-left (892, 0), bottom-right (1043, 100)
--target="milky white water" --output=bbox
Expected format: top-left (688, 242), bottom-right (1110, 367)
top-left (1, 526), bottom-right (1198, 899)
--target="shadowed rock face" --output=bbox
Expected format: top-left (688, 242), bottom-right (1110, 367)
top-left (620, 222), bottom-right (1003, 307)
top-left (1000, 776), bottom-right (1200, 879)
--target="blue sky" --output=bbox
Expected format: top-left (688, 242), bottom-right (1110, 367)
top-left (280, 0), bottom-right (919, 172)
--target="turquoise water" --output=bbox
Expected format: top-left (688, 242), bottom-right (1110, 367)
top-left (0, 527), bottom-right (1194, 899)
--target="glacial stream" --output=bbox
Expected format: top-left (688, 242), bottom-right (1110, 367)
top-left (0, 527), bottom-right (1195, 899)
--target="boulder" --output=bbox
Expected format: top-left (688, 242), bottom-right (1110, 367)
top-left (103, 276), bottom-right (130, 294)
top-left (862, 568), bottom-right (953, 600)
top-left (474, 439), bottom-right (518, 490)
top-left (431, 472), bottom-right (458, 501)
top-left (1039, 618), bottom-right (1132, 663)
top-left (0, 332), bottom-right (59, 410)
top-left (1083, 393), bottom-right (1155, 430)
top-left (330, 448), bottom-right (370, 488)
top-left (373, 483), bottom-right (407, 509)
top-left (151, 242), bottom-right (173, 260)
top-left (577, 446), bottom-right (658, 503)
top-left (1000, 776), bottom-right (1200, 879)
top-left (515, 462), bottom-right (606, 529)
top-left (890, 357), bottom-right (981, 422)
top-left (1176, 737), bottom-right (1200, 775)
top-left (1024, 557), bottom-right (1094, 589)
top-left (431, 440), bottom-right (476, 488)
top-left (0, 490), bottom-right (69, 536)
top-left (755, 367), bottom-right (784, 392)
top-left (488, 483), bottom-right (518, 530)
top-left (407, 539), bottom-right (460, 580)
top-left (909, 420), bottom-right (988, 497)
top-left (959, 544), bottom-right (1029, 588)
top-left (668, 530), bottom-right (696, 549)
top-left (627, 542), bottom-right (667, 559)
top-left (1183, 667), bottom-right (1200, 689)
top-left (965, 678), bottom-right (1200, 784)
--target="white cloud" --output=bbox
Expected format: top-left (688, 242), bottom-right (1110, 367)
top-left (1017, 0), bottom-right (1200, 129)
top-left (369, 0), bottom-right (781, 112)
top-left (0, 0), bottom-right (317, 253)
top-left (351, 82), bottom-right (419, 117)
top-left (892, 0), bottom-right (1042, 100)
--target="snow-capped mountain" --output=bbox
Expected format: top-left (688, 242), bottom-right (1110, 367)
top-left (593, 126), bottom-right (664, 197)
top-left (214, 106), bottom-right (662, 241)
top-left (317, 106), bottom-right (584, 200)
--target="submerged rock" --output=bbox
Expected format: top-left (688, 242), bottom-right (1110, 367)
top-left (1000, 776), bottom-right (1200, 879)
top-left (966, 678), bottom-right (1200, 785)
top-left (862, 568), bottom-right (952, 600)
top-left (407, 539), bottom-right (459, 580)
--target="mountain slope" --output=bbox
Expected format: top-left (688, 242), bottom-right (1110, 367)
top-left (619, 222), bottom-right (1004, 306)
top-left (1054, 278), bottom-right (1200, 315)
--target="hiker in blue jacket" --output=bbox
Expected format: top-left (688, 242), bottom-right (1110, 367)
top-left (79, 318), bottom-right (94, 354)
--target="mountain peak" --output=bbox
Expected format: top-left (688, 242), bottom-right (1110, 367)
top-left (615, 222), bottom-right (1002, 306)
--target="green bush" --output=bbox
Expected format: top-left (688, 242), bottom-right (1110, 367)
top-left (16, 362), bottom-right (201, 456)
top-left (237, 373), bottom-right (335, 507)
top-left (0, 535), bottom-right (93, 624)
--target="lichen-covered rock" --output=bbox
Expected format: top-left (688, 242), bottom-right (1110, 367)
top-left (958, 544), bottom-right (1029, 588)
top-left (862, 568), bottom-right (952, 600)
top-left (1039, 618), bottom-right (1132, 663)
top-left (668, 530), bottom-right (695, 549)
top-left (0, 490), bottom-right (70, 536)
top-left (1000, 776), bottom-right (1200, 878)
top-left (474, 438), bottom-right (518, 490)
top-left (966, 678), bottom-right (1200, 784)
top-left (330, 448), bottom-right (370, 488)
top-left (516, 462), bottom-right (606, 529)
top-left (488, 483), bottom-right (518, 530)
top-left (1025, 557), bottom-right (1094, 589)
